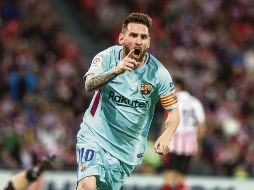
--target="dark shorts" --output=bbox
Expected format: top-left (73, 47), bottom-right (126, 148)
top-left (163, 152), bottom-right (192, 174)
top-left (4, 182), bottom-right (15, 190)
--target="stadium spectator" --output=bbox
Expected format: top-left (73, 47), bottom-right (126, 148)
top-left (160, 78), bottom-right (206, 190)
top-left (3, 155), bottom-right (55, 190)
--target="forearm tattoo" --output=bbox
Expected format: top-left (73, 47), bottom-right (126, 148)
top-left (85, 70), bottom-right (118, 91)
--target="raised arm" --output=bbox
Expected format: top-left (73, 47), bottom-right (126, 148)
top-left (85, 70), bottom-right (117, 92)
top-left (85, 49), bottom-right (140, 92)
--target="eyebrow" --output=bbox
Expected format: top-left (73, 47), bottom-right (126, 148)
top-left (141, 34), bottom-right (148, 38)
top-left (129, 32), bottom-right (148, 37)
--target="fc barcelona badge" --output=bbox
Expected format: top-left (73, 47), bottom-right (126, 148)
top-left (140, 83), bottom-right (152, 95)
top-left (80, 163), bottom-right (87, 172)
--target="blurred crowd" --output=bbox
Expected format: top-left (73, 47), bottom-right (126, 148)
top-left (1, 0), bottom-right (254, 178)
top-left (0, 0), bottom-right (90, 170)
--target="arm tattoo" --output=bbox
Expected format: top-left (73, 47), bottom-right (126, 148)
top-left (85, 70), bottom-right (118, 92)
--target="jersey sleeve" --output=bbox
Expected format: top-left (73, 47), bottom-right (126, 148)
top-left (83, 52), bottom-right (111, 81)
top-left (157, 68), bottom-right (178, 110)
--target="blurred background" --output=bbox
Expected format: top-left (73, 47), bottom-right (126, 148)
top-left (0, 0), bottom-right (254, 189)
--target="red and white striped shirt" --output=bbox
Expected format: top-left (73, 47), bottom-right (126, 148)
top-left (168, 91), bottom-right (205, 156)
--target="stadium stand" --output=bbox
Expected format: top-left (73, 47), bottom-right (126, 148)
top-left (1, 0), bottom-right (254, 181)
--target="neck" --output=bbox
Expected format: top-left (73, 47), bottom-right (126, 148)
top-left (138, 54), bottom-right (147, 67)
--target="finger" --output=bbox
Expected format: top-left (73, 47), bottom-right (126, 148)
top-left (154, 141), bottom-right (159, 151)
top-left (135, 61), bottom-right (141, 68)
top-left (156, 148), bottom-right (163, 155)
top-left (126, 59), bottom-right (140, 69)
top-left (154, 143), bottom-right (162, 154)
top-left (159, 145), bottom-right (167, 155)
top-left (123, 65), bottom-right (133, 72)
top-left (127, 49), bottom-right (135, 58)
top-left (128, 59), bottom-right (140, 67)
top-left (163, 148), bottom-right (169, 155)
top-left (125, 62), bottom-right (135, 70)
top-left (160, 146), bottom-right (165, 155)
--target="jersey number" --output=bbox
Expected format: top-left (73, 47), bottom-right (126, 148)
top-left (78, 148), bottom-right (95, 163)
top-left (182, 109), bottom-right (197, 127)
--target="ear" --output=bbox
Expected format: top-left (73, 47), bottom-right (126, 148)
top-left (119, 33), bottom-right (124, 45)
top-left (147, 36), bottom-right (151, 48)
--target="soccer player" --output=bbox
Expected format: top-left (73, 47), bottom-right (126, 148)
top-left (3, 155), bottom-right (55, 190)
top-left (160, 78), bottom-right (206, 190)
top-left (76, 12), bottom-right (180, 190)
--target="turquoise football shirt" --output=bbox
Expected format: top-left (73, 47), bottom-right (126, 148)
top-left (80, 45), bottom-right (178, 165)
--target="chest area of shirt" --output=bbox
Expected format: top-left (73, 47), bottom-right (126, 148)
top-left (108, 72), bottom-right (155, 98)
top-left (101, 75), bottom-right (156, 111)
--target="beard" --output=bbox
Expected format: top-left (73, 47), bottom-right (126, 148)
top-left (123, 46), bottom-right (145, 62)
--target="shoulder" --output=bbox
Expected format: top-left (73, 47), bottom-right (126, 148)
top-left (148, 54), bottom-right (162, 68)
top-left (98, 45), bottom-right (121, 56)
top-left (148, 54), bottom-right (169, 74)
top-left (93, 45), bottom-right (121, 63)
top-left (189, 95), bottom-right (204, 109)
top-left (147, 54), bottom-right (172, 85)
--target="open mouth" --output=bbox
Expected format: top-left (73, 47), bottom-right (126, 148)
top-left (133, 49), bottom-right (141, 59)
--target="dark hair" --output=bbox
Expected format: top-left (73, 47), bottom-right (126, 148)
top-left (174, 78), bottom-right (186, 90)
top-left (122, 13), bottom-right (152, 34)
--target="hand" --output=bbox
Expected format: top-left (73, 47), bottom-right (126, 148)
top-left (154, 133), bottom-right (171, 155)
top-left (114, 49), bottom-right (141, 74)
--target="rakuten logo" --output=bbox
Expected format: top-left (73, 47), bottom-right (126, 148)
top-left (108, 91), bottom-right (148, 109)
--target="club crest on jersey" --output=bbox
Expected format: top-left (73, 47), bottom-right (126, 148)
top-left (140, 83), bottom-right (152, 95)
top-left (91, 56), bottom-right (102, 68)
top-left (80, 163), bottom-right (87, 172)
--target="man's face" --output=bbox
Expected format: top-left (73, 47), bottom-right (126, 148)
top-left (119, 23), bottom-right (150, 62)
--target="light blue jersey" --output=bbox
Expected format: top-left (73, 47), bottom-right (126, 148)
top-left (80, 45), bottom-right (177, 165)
